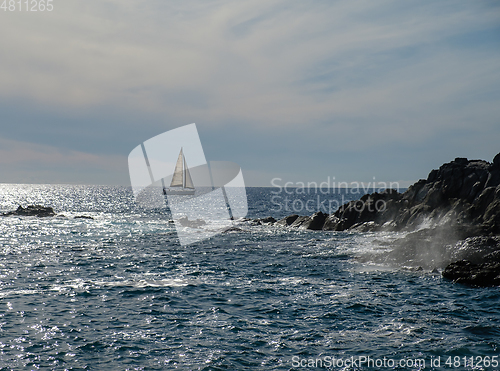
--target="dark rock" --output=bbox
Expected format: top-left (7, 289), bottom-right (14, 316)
top-left (485, 168), bottom-right (500, 188)
top-left (74, 215), bottom-right (94, 220)
top-left (459, 172), bottom-right (478, 199)
top-left (255, 152), bottom-right (500, 287)
top-left (250, 217), bottom-right (276, 226)
top-left (484, 249), bottom-right (500, 262)
top-left (493, 153), bottom-right (500, 168)
top-left (450, 236), bottom-right (500, 264)
top-left (339, 189), bottom-right (403, 230)
top-left (260, 217), bottom-right (276, 224)
top-left (454, 157), bottom-right (468, 165)
top-left (423, 184), bottom-right (444, 209)
top-left (276, 214), bottom-right (299, 226)
top-left (290, 216), bottom-right (311, 228)
top-left (404, 179), bottom-right (426, 205)
top-left (442, 260), bottom-right (500, 286)
top-left (483, 198), bottom-right (500, 234)
top-left (427, 169), bottom-right (438, 183)
top-left (322, 214), bottom-right (339, 230)
top-left (468, 181), bottom-right (483, 201)
top-left (350, 221), bottom-right (380, 232)
top-left (415, 183), bottom-right (433, 203)
top-left (276, 153), bottom-right (500, 236)
top-left (387, 154), bottom-right (500, 232)
top-left (2, 205), bottom-right (56, 217)
top-left (222, 226), bottom-right (244, 233)
top-left (300, 211), bottom-right (327, 230)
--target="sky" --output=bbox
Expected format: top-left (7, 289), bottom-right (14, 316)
top-left (0, 0), bottom-right (499, 187)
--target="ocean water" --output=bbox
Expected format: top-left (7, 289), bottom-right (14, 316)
top-left (0, 185), bottom-right (499, 370)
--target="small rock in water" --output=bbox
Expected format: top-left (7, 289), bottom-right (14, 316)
top-left (2, 205), bottom-right (56, 217)
top-left (251, 217), bottom-right (276, 226)
top-left (74, 215), bottom-right (94, 220)
top-left (222, 226), bottom-right (244, 233)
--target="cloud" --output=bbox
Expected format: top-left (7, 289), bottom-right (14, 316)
top-left (0, 137), bottom-right (127, 184)
top-left (0, 0), bottom-right (499, 185)
top-left (1, 1), bottom-right (498, 118)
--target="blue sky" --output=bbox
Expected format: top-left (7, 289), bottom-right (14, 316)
top-left (0, 0), bottom-right (499, 186)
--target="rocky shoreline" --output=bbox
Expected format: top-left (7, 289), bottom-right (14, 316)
top-left (3, 154), bottom-right (500, 286)
top-left (256, 153), bottom-right (500, 286)
top-left (1, 205), bottom-right (93, 220)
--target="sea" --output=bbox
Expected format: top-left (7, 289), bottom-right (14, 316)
top-left (0, 184), bottom-right (499, 370)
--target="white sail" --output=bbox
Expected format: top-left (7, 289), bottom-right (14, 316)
top-left (184, 156), bottom-right (194, 189)
top-left (170, 149), bottom-right (184, 187)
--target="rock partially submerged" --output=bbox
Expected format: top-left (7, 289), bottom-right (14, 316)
top-left (275, 214), bottom-right (299, 226)
top-left (2, 205), bottom-right (56, 217)
top-left (251, 217), bottom-right (276, 226)
top-left (267, 153), bottom-right (500, 234)
top-left (254, 153), bottom-right (500, 286)
top-left (274, 212), bottom-right (329, 230)
top-left (373, 229), bottom-right (500, 270)
top-left (1, 206), bottom-right (98, 221)
top-left (222, 226), bottom-right (245, 233)
top-left (442, 260), bottom-right (500, 287)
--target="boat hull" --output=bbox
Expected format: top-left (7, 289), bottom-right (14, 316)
top-left (164, 188), bottom-right (195, 195)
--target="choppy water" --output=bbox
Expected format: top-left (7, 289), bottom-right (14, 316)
top-left (0, 185), bottom-right (499, 370)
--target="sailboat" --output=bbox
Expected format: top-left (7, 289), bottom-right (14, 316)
top-left (163, 148), bottom-right (196, 195)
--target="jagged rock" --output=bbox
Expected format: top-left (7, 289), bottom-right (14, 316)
top-left (493, 153), bottom-right (500, 168)
top-left (485, 168), bottom-right (500, 188)
top-left (222, 226), bottom-right (244, 233)
top-left (290, 216), bottom-right (311, 228)
top-left (442, 260), bottom-right (500, 286)
top-left (322, 214), bottom-right (339, 230)
top-left (271, 153), bottom-right (500, 235)
top-left (2, 205), bottom-right (56, 217)
top-left (276, 214), bottom-right (299, 226)
top-left (332, 189), bottom-right (403, 231)
top-left (300, 211), bottom-right (327, 230)
top-left (392, 155), bottom-right (499, 232)
top-left (350, 221), bottom-right (380, 232)
top-left (251, 216), bottom-right (276, 226)
top-left (254, 153), bottom-right (500, 287)
top-left (450, 236), bottom-right (500, 264)
top-left (260, 217), bottom-right (276, 224)
top-left (484, 249), bottom-right (500, 261)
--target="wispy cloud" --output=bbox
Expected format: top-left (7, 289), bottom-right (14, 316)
top-left (0, 0), bottom-right (499, 184)
top-left (0, 137), bottom-right (126, 184)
